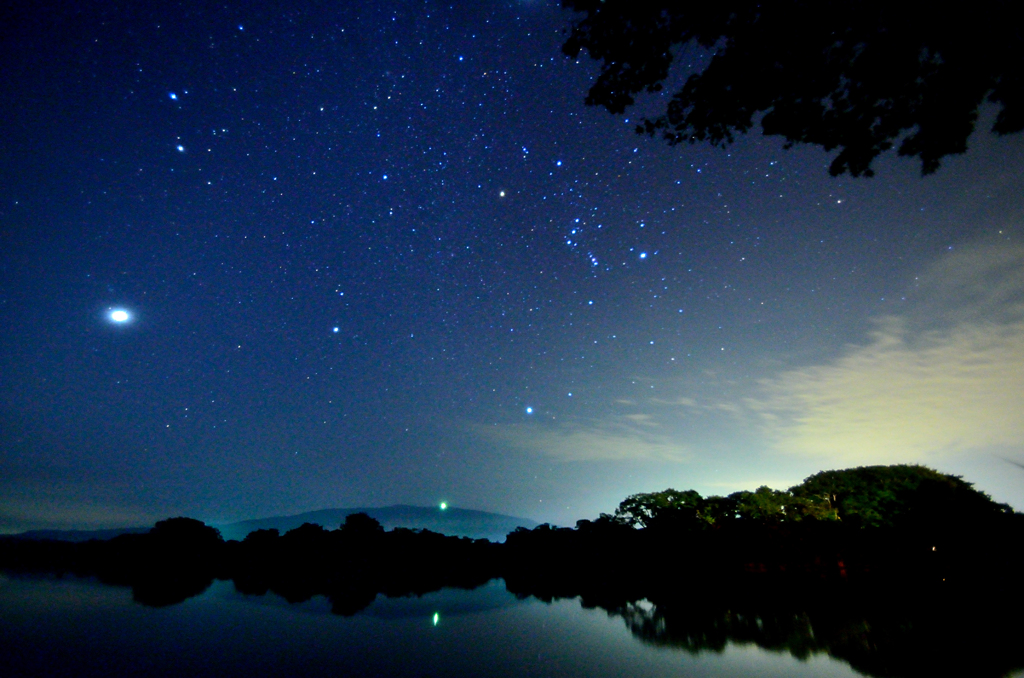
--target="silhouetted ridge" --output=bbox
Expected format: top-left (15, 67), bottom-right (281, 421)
top-left (9, 527), bottom-right (151, 542)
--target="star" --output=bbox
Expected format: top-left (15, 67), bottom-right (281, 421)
top-left (109, 309), bottom-right (130, 323)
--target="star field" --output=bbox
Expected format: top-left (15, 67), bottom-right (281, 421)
top-left (2, 0), bottom-right (1023, 531)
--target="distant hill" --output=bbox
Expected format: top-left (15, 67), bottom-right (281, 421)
top-left (217, 505), bottom-right (539, 542)
top-left (11, 527), bottom-right (151, 542)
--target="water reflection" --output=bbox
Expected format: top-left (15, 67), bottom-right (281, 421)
top-left (0, 574), bottom-right (859, 678)
top-left (584, 590), bottom-right (1024, 678)
top-left (2, 573), bottom-right (1022, 678)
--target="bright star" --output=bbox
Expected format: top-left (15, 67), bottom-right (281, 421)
top-left (439, 502), bottom-right (447, 510)
top-left (169, 92), bottom-right (178, 100)
top-left (176, 145), bottom-right (185, 152)
top-left (433, 612), bottom-right (440, 626)
top-left (109, 309), bottom-right (130, 323)
top-left (525, 406), bottom-right (533, 414)
top-left (639, 252), bottom-right (647, 259)
top-left (499, 191), bottom-right (506, 197)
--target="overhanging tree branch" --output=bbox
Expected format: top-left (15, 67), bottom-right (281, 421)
top-left (562, 0), bottom-right (1023, 176)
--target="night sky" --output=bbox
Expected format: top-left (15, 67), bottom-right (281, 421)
top-left (3, 0), bottom-right (1023, 533)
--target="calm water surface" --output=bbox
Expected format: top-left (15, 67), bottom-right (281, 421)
top-left (0, 573), bottom-right (871, 678)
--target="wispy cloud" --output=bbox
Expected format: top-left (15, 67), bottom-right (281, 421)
top-left (747, 242), bottom-right (1024, 464)
top-left (0, 483), bottom-right (156, 533)
top-left (622, 413), bottom-right (658, 426)
top-left (650, 397), bottom-right (698, 408)
top-left (479, 417), bottom-right (690, 463)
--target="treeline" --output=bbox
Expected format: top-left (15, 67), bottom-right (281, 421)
top-left (597, 464), bottom-right (1015, 530)
top-left (2, 465), bottom-right (1022, 612)
top-left (503, 464), bottom-right (1023, 599)
top-left (0, 513), bottom-right (499, 610)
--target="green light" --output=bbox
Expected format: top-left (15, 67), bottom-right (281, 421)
top-left (439, 502), bottom-right (447, 510)
top-left (432, 612), bottom-right (440, 626)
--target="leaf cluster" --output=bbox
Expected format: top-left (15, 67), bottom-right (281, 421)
top-left (613, 485), bottom-right (832, 529)
top-left (792, 464), bottom-right (1014, 529)
top-left (562, 0), bottom-right (1023, 176)
top-left (612, 464), bottom-right (1012, 531)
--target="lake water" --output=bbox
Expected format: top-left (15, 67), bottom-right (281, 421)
top-left (0, 573), bottom-right (1018, 678)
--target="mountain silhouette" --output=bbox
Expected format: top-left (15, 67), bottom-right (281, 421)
top-left (10, 527), bottom-right (152, 542)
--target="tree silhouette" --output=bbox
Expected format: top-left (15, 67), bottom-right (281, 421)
top-left (790, 464), bottom-right (1013, 528)
top-left (149, 517), bottom-right (223, 548)
top-left (561, 0), bottom-right (1023, 176)
top-left (614, 488), bottom-right (707, 529)
top-left (728, 486), bottom-right (791, 524)
top-left (339, 512), bottom-right (385, 537)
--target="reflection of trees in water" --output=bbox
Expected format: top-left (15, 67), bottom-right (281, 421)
top-left (603, 591), bottom-right (1024, 678)
top-left (619, 602), bottom-right (825, 658)
top-left (131, 573), bottom-right (214, 607)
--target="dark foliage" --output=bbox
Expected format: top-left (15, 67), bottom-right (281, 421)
top-left (561, 0), bottom-right (1024, 176)
top-left (339, 511), bottom-right (386, 538)
top-left (792, 464), bottom-right (1015, 529)
top-left (607, 464), bottom-right (1013, 533)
